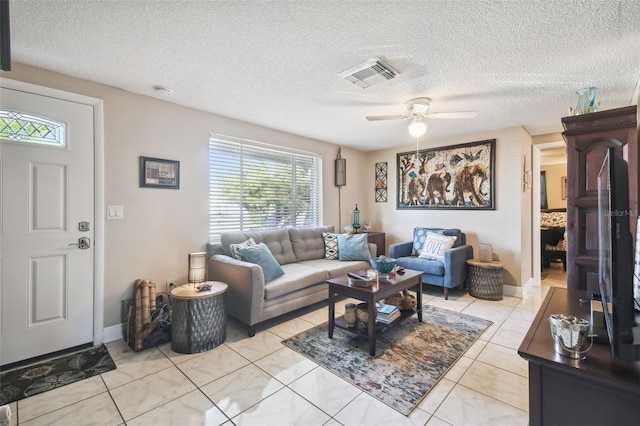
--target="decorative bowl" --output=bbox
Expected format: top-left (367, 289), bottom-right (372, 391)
top-left (370, 256), bottom-right (397, 280)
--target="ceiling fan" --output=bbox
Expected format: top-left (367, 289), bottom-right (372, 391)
top-left (366, 97), bottom-right (477, 137)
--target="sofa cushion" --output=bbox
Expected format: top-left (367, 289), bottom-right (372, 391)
top-left (412, 227), bottom-right (463, 255)
top-left (322, 232), bottom-right (339, 260)
top-left (230, 238), bottom-right (256, 260)
top-left (396, 256), bottom-right (445, 276)
top-left (263, 263), bottom-right (329, 300)
top-left (221, 229), bottom-right (296, 265)
top-left (418, 232), bottom-right (457, 261)
top-left (289, 226), bottom-right (334, 261)
top-left (238, 243), bottom-right (284, 283)
top-left (338, 233), bottom-right (371, 261)
top-left (298, 258), bottom-right (371, 278)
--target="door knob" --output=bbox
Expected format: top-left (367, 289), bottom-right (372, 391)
top-left (69, 237), bottom-right (91, 250)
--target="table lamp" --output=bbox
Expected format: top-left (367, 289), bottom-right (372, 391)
top-left (188, 252), bottom-right (207, 287)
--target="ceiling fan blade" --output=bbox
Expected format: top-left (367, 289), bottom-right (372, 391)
top-left (365, 114), bottom-right (410, 121)
top-left (425, 111), bottom-right (477, 119)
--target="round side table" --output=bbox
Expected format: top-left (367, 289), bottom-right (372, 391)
top-left (466, 259), bottom-right (505, 301)
top-left (170, 281), bottom-right (228, 354)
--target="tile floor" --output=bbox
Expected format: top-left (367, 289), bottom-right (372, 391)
top-left (5, 280), bottom-right (565, 426)
top-left (540, 261), bottom-right (567, 289)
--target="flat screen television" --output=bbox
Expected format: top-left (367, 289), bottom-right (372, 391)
top-left (597, 147), bottom-right (640, 361)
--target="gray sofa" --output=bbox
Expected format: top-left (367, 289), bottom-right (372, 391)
top-left (207, 226), bottom-right (375, 336)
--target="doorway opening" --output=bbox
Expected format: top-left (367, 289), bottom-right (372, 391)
top-left (533, 142), bottom-right (567, 288)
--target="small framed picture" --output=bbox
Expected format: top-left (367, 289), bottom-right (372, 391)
top-left (561, 176), bottom-right (567, 200)
top-left (139, 156), bottom-right (180, 189)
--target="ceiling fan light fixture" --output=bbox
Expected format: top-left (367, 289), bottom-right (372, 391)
top-left (408, 116), bottom-right (427, 138)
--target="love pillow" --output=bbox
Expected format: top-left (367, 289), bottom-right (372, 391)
top-left (418, 232), bottom-right (457, 261)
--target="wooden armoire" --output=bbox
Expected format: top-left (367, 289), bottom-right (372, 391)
top-left (562, 105), bottom-right (638, 292)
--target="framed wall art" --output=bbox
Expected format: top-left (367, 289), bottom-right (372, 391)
top-left (397, 139), bottom-right (495, 210)
top-left (561, 176), bottom-right (567, 200)
top-left (139, 156), bottom-right (180, 189)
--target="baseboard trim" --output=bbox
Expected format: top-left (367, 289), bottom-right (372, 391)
top-left (103, 324), bottom-right (123, 343)
top-left (503, 278), bottom-right (533, 298)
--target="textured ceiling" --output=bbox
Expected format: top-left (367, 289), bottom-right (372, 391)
top-left (8, 0), bottom-right (640, 151)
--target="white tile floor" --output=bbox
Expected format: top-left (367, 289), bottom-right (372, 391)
top-left (540, 261), bottom-right (567, 288)
top-left (6, 282), bottom-right (563, 426)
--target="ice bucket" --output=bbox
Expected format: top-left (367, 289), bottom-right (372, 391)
top-left (548, 314), bottom-right (592, 359)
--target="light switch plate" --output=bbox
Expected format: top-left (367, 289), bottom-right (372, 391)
top-left (107, 205), bottom-right (124, 220)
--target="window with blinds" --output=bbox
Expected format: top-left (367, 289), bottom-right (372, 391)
top-left (209, 135), bottom-right (323, 243)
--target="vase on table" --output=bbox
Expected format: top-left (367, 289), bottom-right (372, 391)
top-left (479, 243), bottom-right (493, 262)
top-left (344, 303), bottom-right (357, 328)
top-left (573, 87), bottom-right (600, 115)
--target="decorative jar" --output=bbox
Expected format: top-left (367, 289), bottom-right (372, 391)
top-left (344, 303), bottom-right (357, 328)
top-left (356, 303), bottom-right (369, 324)
top-left (479, 243), bottom-right (493, 262)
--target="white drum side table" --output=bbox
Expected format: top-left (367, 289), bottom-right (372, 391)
top-left (170, 281), bottom-right (228, 354)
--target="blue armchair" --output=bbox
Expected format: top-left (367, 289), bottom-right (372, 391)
top-left (389, 228), bottom-right (473, 300)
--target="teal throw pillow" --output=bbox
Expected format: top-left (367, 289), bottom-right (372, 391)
top-left (238, 243), bottom-right (284, 282)
top-left (337, 233), bottom-right (370, 261)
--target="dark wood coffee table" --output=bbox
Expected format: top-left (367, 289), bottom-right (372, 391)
top-left (327, 269), bottom-right (423, 356)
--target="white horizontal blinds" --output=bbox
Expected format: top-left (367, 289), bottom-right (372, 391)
top-left (209, 139), bottom-right (242, 239)
top-left (209, 135), bottom-right (322, 243)
top-left (293, 152), bottom-right (323, 228)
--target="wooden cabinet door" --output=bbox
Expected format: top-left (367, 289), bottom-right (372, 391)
top-left (562, 106), bottom-right (638, 292)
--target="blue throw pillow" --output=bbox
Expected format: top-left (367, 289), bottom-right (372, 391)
top-left (238, 243), bottom-right (284, 283)
top-left (337, 233), bottom-right (371, 261)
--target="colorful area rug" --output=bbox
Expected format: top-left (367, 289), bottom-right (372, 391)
top-left (0, 345), bottom-right (116, 405)
top-left (282, 305), bottom-right (491, 415)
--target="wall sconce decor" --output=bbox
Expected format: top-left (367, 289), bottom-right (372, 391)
top-left (336, 147), bottom-right (346, 230)
top-left (522, 155), bottom-right (531, 192)
top-left (375, 162), bottom-right (388, 202)
top-left (335, 147), bottom-right (346, 187)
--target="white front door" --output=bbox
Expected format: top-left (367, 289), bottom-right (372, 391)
top-left (1, 86), bottom-right (95, 365)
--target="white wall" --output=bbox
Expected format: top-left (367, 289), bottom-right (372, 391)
top-left (542, 163), bottom-right (568, 209)
top-left (3, 63), bottom-right (367, 327)
top-left (364, 127), bottom-right (533, 287)
top-left (2, 63), bottom-right (536, 330)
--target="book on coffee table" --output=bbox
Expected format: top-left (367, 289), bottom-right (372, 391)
top-left (376, 303), bottom-right (400, 324)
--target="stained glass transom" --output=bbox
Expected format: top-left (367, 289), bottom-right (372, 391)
top-left (0, 111), bottom-right (65, 146)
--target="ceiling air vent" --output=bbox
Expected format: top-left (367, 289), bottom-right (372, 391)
top-left (339, 57), bottom-right (398, 89)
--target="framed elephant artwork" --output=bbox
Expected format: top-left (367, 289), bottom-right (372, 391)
top-left (396, 139), bottom-right (495, 210)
